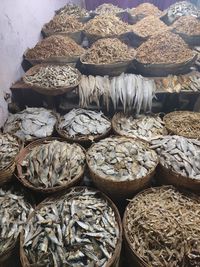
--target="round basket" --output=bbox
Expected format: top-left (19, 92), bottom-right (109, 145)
top-left (22, 63), bottom-right (81, 96)
top-left (16, 138), bottom-right (86, 195)
top-left (20, 186), bottom-right (122, 267)
top-left (83, 31), bottom-right (124, 46)
top-left (172, 30), bottom-right (200, 47)
top-left (41, 29), bottom-right (83, 44)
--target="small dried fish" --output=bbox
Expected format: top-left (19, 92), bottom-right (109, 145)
top-left (151, 135), bottom-right (200, 179)
top-left (21, 140), bottom-right (85, 188)
top-left (3, 107), bottom-right (57, 141)
top-left (87, 136), bottom-right (158, 181)
top-left (58, 109), bottom-right (111, 138)
top-left (0, 187), bottom-right (33, 254)
top-left (23, 188), bottom-right (120, 266)
top-left (172, 15), bottom-right (200, 36)
top-left (94, 3), bottom-right (123, 14)
top-left (129, 3), bottom-right (163, 18)
top-left (56, 3), bottom-right (89, 17)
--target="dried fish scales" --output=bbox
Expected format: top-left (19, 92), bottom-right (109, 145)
top-left (172, 15), bottom-right (200, 36)
top-left (95, 3), bottom-right (123, 14)
top-left (129, 3), bottom-right (163, 17)
top-left (56, 3), bottom-right (88, 17)
top-left (26, 35), bottom-right (84, 60)
top-left (136, 31), bottom-right (194, 64)
top-left (82, 38), bottom-right (136, 64)
top-left (125, 186), bottom-right (200, 267)
top-left (87, 136), bottom-right (158, 181)
top-left (22, 188), bottom-right (120, 267)
top-left (20, 140), bottom-right (85, 189)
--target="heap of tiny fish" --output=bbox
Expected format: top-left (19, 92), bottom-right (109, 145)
top-left (58, 109), bottom-right (111, 138)
top-left (165, 1), bottom-right (200, 24)
top-left (94, 3), bottom-right (123, 14)
top-left (78, 73), bottom-right (156, 113)
top-left (23, 65), bottom-right (79, 89)
top-left (56, 3), bottom-right (89, 17)
top-left (21, 140), bottom-right (85, 188)
top-left (172, 15), bottom-right (200, 36)
top-left (23, 188), bottom-right (120, 266)
top-left (112, 113), bottom-right (165, 142)
top-left (151, 135), bottom-right (200, 179)
top-left (0, 133), bottom-right (20, 170)
top-left (0, 187), bottom-right (33, 254)
top-left (3, 107), bottom-right (57, 141)
top-left (87, 137), bottom-right (158, 181)
top-left (129, 3), bottom-right (163, 18)
top-left (125, 186), bottom-right (200, 267)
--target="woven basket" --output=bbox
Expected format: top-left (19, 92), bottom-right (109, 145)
top-left (20, 186), bottom-right (122, 267)
top-left (22, 63), bottom-right (81, 96)
top-left (41, 29), bottom-right (83, 44)
top-left (16, 138), bottom-right (86, 195)
top-left (172, 30), bottom-right (200, 46)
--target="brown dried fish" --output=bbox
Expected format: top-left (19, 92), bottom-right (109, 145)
top-left (56, 3), bottom-right (89, 17)
top-left (172, 15), bottom-right (200, 36)
top-left (95, 3), bottom-right (123, 14)
top-left (129, 3), bottom-right (163, 18)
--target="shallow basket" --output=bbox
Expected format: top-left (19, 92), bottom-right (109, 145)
top-left (172, 30), bottom-right (200, 47)
top-left (16, 138), bottom-right (86, 195)
top-left (20, 186), bottom-right (122, 267)
top-left (42, 28), bottom-right (83, 44)
top-left (22, 63), bottom-right (81, 96)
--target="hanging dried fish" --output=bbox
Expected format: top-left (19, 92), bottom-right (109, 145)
top-left (58, 109), bottom-right (111, 139)
top-left (20, 140), bottom-right (85, 189)
top-left (56, 3), bottom-right (89, 17)
top-left (151, 135), bottom-right (200, 179)
top-left (112, 113), bottom-right (165, 142)
top-left (125, 186), bottom-right (200, 267)
top-left (87, 137), bottom-right (158, 181)
top-left (3, 107), bottom-right (57, 141)
top-left (22, 187), bottom-right (120, 267)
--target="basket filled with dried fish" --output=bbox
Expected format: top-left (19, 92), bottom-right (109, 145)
top-left (135, 31), bottom-right (197, 76)
top-left (20, 186), bottom-right (122, 267)
top-left (56, 108), bottom-right (111, 145)
top-left (23, 63), bottom-right (81, 95)
top-left (80, 38), bottom-right (136, 76)
top-left (93, 3), bottom-right (124, 15)
top-left (86, 136), bottom-right (158, 200)
top-left (16, 138), bottom-right (86, 194)
top-left (151, 135), bottom-right (200, 192)
top-left (112, 113), bottom-right (166, 143)
top-left (0, 186), bottom-right (34, 266)
top-left (24, 35), bottom-right (85, 65)
top-left (42, 14), bottom-right (84, 44)
top-left (123, 185), bottom-right (200, 267)
top-left (0, 133), bottom-right (22, 185)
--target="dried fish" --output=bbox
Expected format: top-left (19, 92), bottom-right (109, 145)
top-left (23, 188), bottom-right (120, 266)
top-left (125, 186), bottom-right (200, 267)
top-left (112, 113), bottom-right (165, 142)
top-left (3, 107), bottom-right (57, 141)
top-left (21, 140), bottom-right (85, 188)
top-left (94, 3), bottom-right (123, 14)
top-left (151, 135), bottom-right (200, 179)
top-left (0, 133), bottom-right (20, 170)
top-left (56, 3), bottom-right (89, 17)
top-left (87, 136), bottom-right (158, 181)
top-left (129, 3), bottom-right (163, 18)
top-left (172, 15), bottom-right (200, 36)
top-left (0, 187), bottom-right (33, 254)
top-left (58, 109), bottom-right (111, 138)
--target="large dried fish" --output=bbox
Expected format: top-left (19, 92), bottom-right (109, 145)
top-left (23, 188), bottom-right (120, 266)
top-left (58, 108), bottom-right (111, 138)
top-left (87, 137), bottom-right (158, 181)
top-left (172, 15), bottom-right (200, 36)
top-left (3, 107), bottom-right (57, 141)
top-left (125, 186), bottom-right (200, 267)
top-left (0, 187), bottom-right (33, 254)
top-left (21, 140), bottom-right (85, 188)
top-left (56, 3), bottom-right (89, 17)
top-left (151, 135), bottom-right (200, 179)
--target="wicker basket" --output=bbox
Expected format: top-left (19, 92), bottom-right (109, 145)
top-left (22, 63), bottom-right (81, 96)
top-left (20, 186), bottom-right (122, 267)
top-left (41, 29), bottom-right (83, 44)
top-left (16, 138), bottom-right (86, 195)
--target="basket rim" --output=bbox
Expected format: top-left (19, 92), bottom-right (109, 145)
top-left (42, 27), bottom-right (83, 36)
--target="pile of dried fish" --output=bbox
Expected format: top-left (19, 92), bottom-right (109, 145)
top-left (164, 111), bottom-right (200, 139)
top-left (23, 65), bottom-right (80, 88)
top-left (78, 73), bottom-right (156, 113)
top-left (94, 3), bottom-right (123, 14)
top-left (129, 3), bottom-right (163, 18)
top-left (136, 31), bottom-right (194, 64)
top-left (58, 109), bottom-right (111, 138)
top-left (0, 187), bottom-right (33, 254)
top-left (87, 137), bottom-right (158, 181)
top-left (25, 35), bottom-right (84, 60)
top-left (165, 1), bottom-right (200, 24)
top-left (130, 15), bottom-right (168, 38)
top-left (0, 134), bottom-right (20, 170)
top-left (56, 3), bottom-right (89, 17)
top-left (43, 14), bottom-right (83, 34)
top-left (84, 15), bottom-right (129, 37)
top-left (3, 107), bottom-right (57, 141)
top-left (125, 186), bottom-right (200, 267)
top-left (112, 113), bottom-right (165, 142)
top-left (172, 15), bottom-right (200, 36)
top-left (23, 188), bottom-right (120, 266)
top-left (81, 38), bottom-right (136, 64)
top-left (20, 140), bottom-right (85, 188)
top-left (151, 135), bottom-right (200, 179)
